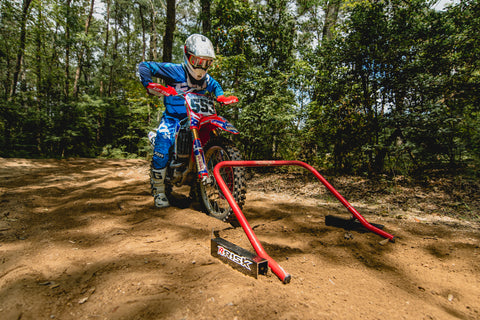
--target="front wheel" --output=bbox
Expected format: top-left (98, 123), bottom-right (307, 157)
top-left (196, 137), bottom-right (246, 227)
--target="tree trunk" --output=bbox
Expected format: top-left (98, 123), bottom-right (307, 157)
top-left (64, 0), bottom-right (72, 101)
top-left (108, 4), bottom-right (119, 96)
top-left (35, 0), bottom-right (43, 100)
top-left (73, 0), bottom-right (95, 98)
top-left (149, 3), bottom-right (158, 60)
top-left (322, 0), bottom-right (341, 42)
top-left (200, 0), bottom-right (211, 36)
top-left (139, 4), bottom-right (146, 61)
top-left (9, 0), bottom-right (33, 99)
top-left (162, 0), bottom-right (176, 62)
top-left (100, 0), bottom-right (111, 96)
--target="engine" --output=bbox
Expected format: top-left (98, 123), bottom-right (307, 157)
top-left (175, 125), bottom-right (192, 162)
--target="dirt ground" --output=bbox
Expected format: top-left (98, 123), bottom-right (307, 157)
top-left (0, 158), bottom-right (479, 320)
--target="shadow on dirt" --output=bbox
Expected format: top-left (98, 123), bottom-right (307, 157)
top-left (235, 196), bottom-right (478, 319)
top-left (1, 158), bottom-right (479, 320)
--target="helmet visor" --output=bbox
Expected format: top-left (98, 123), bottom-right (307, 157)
top-left (188, 55), bottom-right (213, 70)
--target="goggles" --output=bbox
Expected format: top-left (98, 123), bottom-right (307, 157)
top-left (188, 55), bottom-right (213, 70)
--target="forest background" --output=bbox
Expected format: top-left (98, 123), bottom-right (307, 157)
top-left (1, 0), bottom-right (479, 179)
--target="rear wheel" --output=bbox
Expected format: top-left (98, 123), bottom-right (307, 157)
top-left (196, 137), bottom-right (246, 227)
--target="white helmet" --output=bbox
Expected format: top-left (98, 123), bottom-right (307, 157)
top-left (183, 34), bottom-right (215, 81)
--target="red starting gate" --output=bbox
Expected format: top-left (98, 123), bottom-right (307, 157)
top-left (213, 160), bottom-right (395, 284)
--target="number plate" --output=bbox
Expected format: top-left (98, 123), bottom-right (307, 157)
top-left (186, 94), bottom-right (216, 116)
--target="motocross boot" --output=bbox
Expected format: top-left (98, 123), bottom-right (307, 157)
top-left (151, 168), bottom-right (170, 208)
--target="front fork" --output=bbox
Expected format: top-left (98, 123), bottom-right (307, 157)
top-left (191, 127), bottom-right (210, 183)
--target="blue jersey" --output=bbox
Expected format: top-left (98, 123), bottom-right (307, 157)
top-left (138, 61), bottom-right (224, 118)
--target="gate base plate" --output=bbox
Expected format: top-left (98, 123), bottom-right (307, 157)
top-left (211, 237), bottom-right (268, 279)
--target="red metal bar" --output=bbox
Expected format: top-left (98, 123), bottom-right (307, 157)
top-left (213, 160), bottom-right (395, 283)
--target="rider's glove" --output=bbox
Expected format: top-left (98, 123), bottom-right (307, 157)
top-left (146, 83), bottom-right (177, 97)
top-left (217, 95), bottom-right (238, 105)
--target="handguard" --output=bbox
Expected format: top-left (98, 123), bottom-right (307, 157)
top-left (217, 95), bottom-right (239, 105)
top-left (146, 83), bottom-right (177, 97)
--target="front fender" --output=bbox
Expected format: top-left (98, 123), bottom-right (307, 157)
top-left (199, 115), bottom-right (239, 134)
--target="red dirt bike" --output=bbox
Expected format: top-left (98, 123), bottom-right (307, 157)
top-left (147, 83), bottom-right (246, 226)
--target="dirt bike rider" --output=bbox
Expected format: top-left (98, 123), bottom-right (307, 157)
top-left (138, 34), bottom-right (238, 208)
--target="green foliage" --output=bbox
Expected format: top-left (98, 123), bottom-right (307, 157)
top-left (209, 0), bottom-right (300, 159)
top-left (0, 0), bottom-right (478, 180)
top-left (306, 0), bottom-right (480, 175)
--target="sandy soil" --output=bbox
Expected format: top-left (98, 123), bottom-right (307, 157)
top-left (0, 158), bottom-right (479, 320)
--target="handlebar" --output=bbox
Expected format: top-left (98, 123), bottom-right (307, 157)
top-left (146, 83), bottom-right (238, 106)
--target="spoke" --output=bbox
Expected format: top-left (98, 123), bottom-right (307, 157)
top-left (204, 148), bottom-right (232, 215)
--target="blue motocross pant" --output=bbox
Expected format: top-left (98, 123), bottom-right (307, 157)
top-left (152, 114), bottom-right (181, 170)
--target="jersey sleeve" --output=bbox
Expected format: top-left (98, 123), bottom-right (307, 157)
top-left (138, 61), bottom-right (184, 88)
top-left (205, 74), bottom-right (224, 97)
